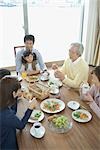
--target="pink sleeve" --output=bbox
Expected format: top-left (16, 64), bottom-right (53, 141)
top-left (89, 101), bottom-right (100, 118)
top-left (88, 85), bottom-right (95, 97)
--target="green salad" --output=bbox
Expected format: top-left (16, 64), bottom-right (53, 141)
top-left (34, 112), bottom-right (42, 120)
top-left (52, 115), bottom-right (68, 128)
top-left (73, 112), bottom-right (81, 118)
top-left (73, 111), bottom-right (88, 119)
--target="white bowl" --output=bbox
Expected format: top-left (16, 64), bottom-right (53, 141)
top-left (67, 101), bottom-right (80, 110)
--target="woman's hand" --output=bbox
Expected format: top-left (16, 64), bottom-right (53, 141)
top-left (28, 99), bottom-right (37, 110)
top-left (13, 89), bottom-right (23, 100)
top-left (83, 93), bottom-right (94, 105)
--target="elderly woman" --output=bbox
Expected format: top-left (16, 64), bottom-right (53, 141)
top-left (52, 43), bottom-right (89, 88)
top-left (83, 66), bottom-right (100, 118)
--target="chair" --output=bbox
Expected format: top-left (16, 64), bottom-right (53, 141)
top-left (14, 46), bottom-right (25, 57)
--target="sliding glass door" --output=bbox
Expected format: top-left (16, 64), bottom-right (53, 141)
top-left (27, 0), bottom-right (84, 62)
top-left (0, 0), bottom-right (24, 68)
top-left (0, 0), bottom-right (84, 68)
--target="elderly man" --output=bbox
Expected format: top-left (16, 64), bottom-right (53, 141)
top-left (52, 43), bottom-right (89, 88)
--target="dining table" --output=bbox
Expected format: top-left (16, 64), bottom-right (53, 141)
top-left (16, 76), bottom-right (100, 150)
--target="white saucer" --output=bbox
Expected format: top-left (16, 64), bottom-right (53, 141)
top-left (28, 110), bottom-right (44, 123)
top-left (50, 88), bottom-right (59, 95)
top-left (67, 101), bottom-right (80, 110)
top-left (40, 75), bottom-right (49, 81)
top-left (30, 126), bottom-right (45, 138)
top-left (48, 78), bottom-right (62, 87)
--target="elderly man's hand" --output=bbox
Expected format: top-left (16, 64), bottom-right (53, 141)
top-left (54, 70), bottom-right (65, 81)
top-left (52, 64), bottom-right (58, 70)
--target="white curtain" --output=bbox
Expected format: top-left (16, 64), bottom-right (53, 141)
top-left (93, 0), bottom-right (100, 66)
top-left (82, 0), bottom-right (99, 65)
top-left (93, 29), bottom-right (100, 66)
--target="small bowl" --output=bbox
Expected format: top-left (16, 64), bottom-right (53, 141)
top-left (67, 101), bottom-right (80, 110)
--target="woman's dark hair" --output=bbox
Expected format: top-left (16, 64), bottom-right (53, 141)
top-left (22, 50), bottom-right (37, 64)
top-left (0, 69), bottom-right (11, 79)
top-left (24, 34), bottom-right (35, 44)
top-left (0, 76), bottom-right (21, 109)
top-left (92, 66), bottom-right (100, 81)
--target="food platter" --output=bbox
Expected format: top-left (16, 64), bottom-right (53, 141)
top-left (72, 109), bottom-right (92, 123)
top-left (40, 98), bottom-right (65, 113)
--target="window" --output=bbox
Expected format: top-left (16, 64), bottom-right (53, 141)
top-left (0, 0), bottom-right (24, 68)
top-left (0, 0), bottom-right (84, 68)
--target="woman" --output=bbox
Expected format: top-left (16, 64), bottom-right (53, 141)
top-left (20, 50), bottom-right (40, 75)
top-left (83, 66), bottom-right (100, 118)
top-left (0, 69), bottom-right (11, 79)
top-left (0, 76), bottom-right (36, 150)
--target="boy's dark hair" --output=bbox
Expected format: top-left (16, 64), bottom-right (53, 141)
top-left (93, 66), bottom-right (100, 81)
top-left (0, 69), bottom-right (11, 79)
top-left (22, 50), bottom-right (37, 64)
top-left (24, 34), bottom-right (35, 44)
top-left (0, 76), bottom-right (21, 109)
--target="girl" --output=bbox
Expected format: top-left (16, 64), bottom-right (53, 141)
top-left (0, 76), bottom-right (36, 150)
top-left (83, 66), bottom-right (100, 118)
top-left (20, 50), bottom-right (40, 75)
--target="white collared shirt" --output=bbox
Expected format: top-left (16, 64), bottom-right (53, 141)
top-left (70, 57), bottom-right (81, 65)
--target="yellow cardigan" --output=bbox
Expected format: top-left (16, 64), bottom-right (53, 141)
top-left (60, 57), bottom-right (89, 88)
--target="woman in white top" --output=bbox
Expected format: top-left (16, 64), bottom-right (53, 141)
top-left (20, 50), bottom-right (40, 75)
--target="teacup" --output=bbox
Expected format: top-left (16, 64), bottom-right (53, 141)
top-left (50, 84), bottom-right (58, 93)
top-left (33, 122), bottom-right (42, 136)
top-left (80, 83), bottom-right (90, 100)
top-left (41, 71), bottom-right (49, 80)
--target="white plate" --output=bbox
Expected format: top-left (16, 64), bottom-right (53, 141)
top-left (48, 79), bottom-right (62, 87)
top-left (50, 88), bottom-right (59, 95)
top-left (30, 126), bottom-right (45, 138)
top-left (40, 98), bottom-right (65, 114)
top-left (40, 75), bottom-right (49, 81)
top-left (67, 101), bottom-right (80, 110)
top-left (72, 109), bottom-right (92, 123)
top-left (26, 76), bottom-right (39, 83)
top-left (28, 110), bottom-right (44, 123)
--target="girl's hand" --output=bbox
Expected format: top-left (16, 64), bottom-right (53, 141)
top-left (33, 70), bottom-right (40, 74)
top-left (27, 70), bottom-right (40, 75)
top-left (27, 71), bottom-right (34, 76)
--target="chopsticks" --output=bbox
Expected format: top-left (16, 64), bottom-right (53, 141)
top-left (80, 105), bottom-right (92, 113)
